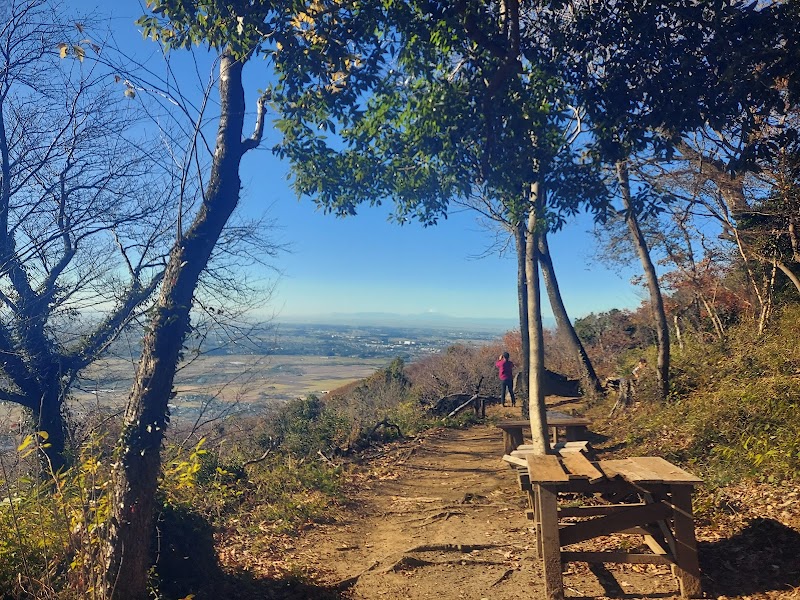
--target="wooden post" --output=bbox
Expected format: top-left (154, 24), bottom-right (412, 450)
top-left (531, 486), bottom-right (542, 559)
top-left (670, 485), bottom-right (703, 598)
top-left (537, 484), bottom-right (564, 600)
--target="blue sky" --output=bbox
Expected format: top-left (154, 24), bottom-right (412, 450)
top-left (241, 149), bottom-right (645, 321)
top-left (74, 1), bottom-right (645, 325)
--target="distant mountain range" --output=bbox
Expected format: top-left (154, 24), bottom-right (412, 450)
top-left (278, 311), bottom-right (556, 331)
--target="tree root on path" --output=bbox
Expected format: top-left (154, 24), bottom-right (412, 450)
top-left (397, 446), bottom-right (417, 463)
top-left (390, 500), bottom-right (521, 521)
top-left (490, 568), bottom-right (516, 587)
top-left (335, 560), bottom-right (381, 591)
top-left (403, 542), bottom-right (514, 553)
top-left (335, 543), bottom-right (518, 590)
top-left (382, 555), bottom-right (507, 572)
top-left (396, 509), bottom-right (466, 525)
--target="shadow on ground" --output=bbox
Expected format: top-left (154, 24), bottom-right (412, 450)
top-left (215, 572), bottom-right (346, 600)
top-left (700, 517), bottom-right (800, 597)
top-left (152, 505), bottom-right (346, 600)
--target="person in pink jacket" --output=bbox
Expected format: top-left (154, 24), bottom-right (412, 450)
top-left (495, 352), bottom-right (516, 407)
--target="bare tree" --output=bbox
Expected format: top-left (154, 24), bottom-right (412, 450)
top-left (0, 0), bottom-right (177, 468)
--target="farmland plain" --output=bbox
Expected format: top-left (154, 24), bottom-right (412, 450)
top-left (64, 321), bottom-right (502, 427)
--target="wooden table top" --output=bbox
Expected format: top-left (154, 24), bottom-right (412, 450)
top-left (496, 412), bottom-right (592, 429)
top-left (523, 454), bottom-right (702, 486)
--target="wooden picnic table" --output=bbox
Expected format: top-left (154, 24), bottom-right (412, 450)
top-left (496, 411), bottom-right (591, 453)
top-left (504, 451), bottom-right (703, 600)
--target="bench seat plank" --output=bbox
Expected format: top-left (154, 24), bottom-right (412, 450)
top-left (560, 452), bottom-right (604, 483)
top-left (502, 454), bottom-right (527, 468)
top-left (526, 454), bottom-right (570, 483)
top-left (497, 416), bottom-right (591, 429)
top-left (601, 457), bottom-right (702, 485)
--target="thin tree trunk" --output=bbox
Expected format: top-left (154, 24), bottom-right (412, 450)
top-left (617, 161), bottom-right (670, 400)
top-left (514, 219), bottom-right (530, 419)
top-left (673, 314), bottom-right (684, 350)
top-left (698, 293), bottom-right (725, 340)
top-left (777, 261), bottom-right (800, 296)
top-left (103, 52), bottom-right (251, 599)
top-left (525, 182), bottom-right (549, 454)
top-left (537, 229), bottom-right (602, 396)
top-left (757, 259), bottom-right (777, 334)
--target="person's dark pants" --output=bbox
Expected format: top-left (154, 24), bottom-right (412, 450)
top-left (501, 378), bottom-right (515, 406)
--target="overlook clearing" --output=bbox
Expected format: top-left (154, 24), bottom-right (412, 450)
top-left (209, 396), bottom-right (800, 600)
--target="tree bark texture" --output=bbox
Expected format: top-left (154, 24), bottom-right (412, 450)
top-left (514, 219), bottom-right (531, 419)
top-left (617, 161), bottom-right (670, 400)
top-left (525, 182), bottom-right (550, 454)
top-left (103, 52), bottom-right (248, 600)
top-left (537, 229), bottom-right (602, 397)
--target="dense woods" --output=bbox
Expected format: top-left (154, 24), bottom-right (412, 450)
top-left (0, 0), bottom-right (798, 598)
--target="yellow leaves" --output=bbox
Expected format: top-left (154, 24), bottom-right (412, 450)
top-left (329, 70), bottom-right (347, 89)
top-left (163, 438), bottom-right (208, 491)
top-left (291, 11), bottom-right (315, 29)
top-left (114, 76), bottom-right (136, 99)
top-left (17, 431), bottom-right (50, 459)
top-left (56, 42), bottom-right (98, 62)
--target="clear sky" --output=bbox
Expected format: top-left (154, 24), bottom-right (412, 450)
top-left (71, 1), bottom-right (645, 325)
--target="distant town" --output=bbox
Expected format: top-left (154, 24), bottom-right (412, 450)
top-left (267, 321), bottom-right (504, 360)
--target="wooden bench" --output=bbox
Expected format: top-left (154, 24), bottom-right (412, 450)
top-left (496, 412), bottom-right (591, 454)
top-left (508, 452), bottom-right (703, 599)
top-left (502, 441), bottom-right (591, 468)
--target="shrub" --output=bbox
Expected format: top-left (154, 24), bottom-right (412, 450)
top-left (595, 306), bottom-right (800, 485)
top-left (0, 432), bottom-right (110, 598)
top-left (271, 395), bottom-right (351, 457)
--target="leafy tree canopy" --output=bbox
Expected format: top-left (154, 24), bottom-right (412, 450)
top-left (273, 1), bottom-right (610, 228)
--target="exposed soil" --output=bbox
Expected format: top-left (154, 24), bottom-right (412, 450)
top-left (221, 400), bottom-right (800, 600)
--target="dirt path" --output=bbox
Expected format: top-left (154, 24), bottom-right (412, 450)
top-left (292, 413), bottom-right (686, 600)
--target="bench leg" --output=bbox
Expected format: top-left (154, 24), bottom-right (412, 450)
top-left (670, 485), bottom-right (702, 598)
top-left (503, 428), bottom-right (524, 454)
top-left (565, 425), bottom-right (587, 442)
top-left (537, 484), bottom-right (564, 600)
top-left (549, 425), bottom-right (558, 445)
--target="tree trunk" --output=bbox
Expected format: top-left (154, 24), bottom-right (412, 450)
top-left (537, 229), bottom-right (603, 397)
top-left (617, 161), bottom-right (670, 400)
top-left (102, 52), bottom-right (249, 600)
top-left (525, 182), bottom-right (550, 454)
top-left (514, 219), bottom-right (531, 419)
top-left (31, 385), bottom-right (68, 473)
top-left (777, 261), bottom-right (800, 296)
